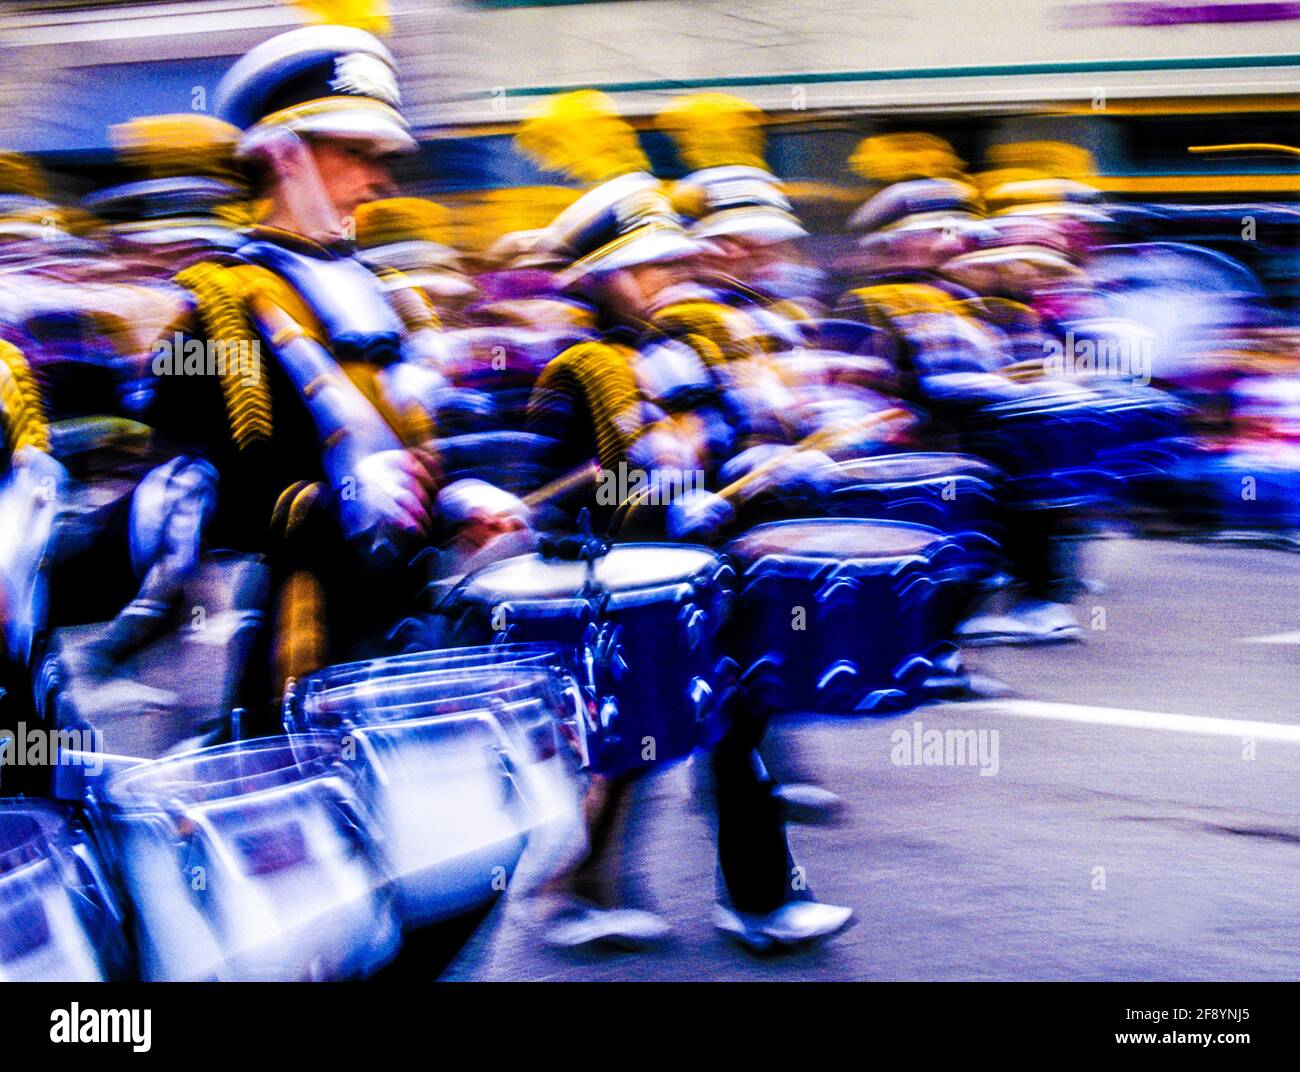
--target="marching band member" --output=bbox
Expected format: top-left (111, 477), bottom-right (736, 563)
top-left (514, 91), bottom-right (855, 951)
top-left (140, 24), bottom-right (531, 715)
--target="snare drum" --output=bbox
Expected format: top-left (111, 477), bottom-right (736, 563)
top-left (0, 800), bottom-right (127, 981)
top-left (290, 656), bottom-right (579, 926)
top-left (94, 735), bottom-right (400, 981)
top-left (726, 518), bottom-right (985, 713)
top-left (448, 544), bottom-right (734, 775)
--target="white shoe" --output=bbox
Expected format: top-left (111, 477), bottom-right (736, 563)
top-left (774, 783), bottom-right (845, 825)
top-left (956, 599), bottom-right (1082, 646)
top-left (544, 901), bottom-right (672, 950)
top-left (714, 900), bottom-right (854, 952)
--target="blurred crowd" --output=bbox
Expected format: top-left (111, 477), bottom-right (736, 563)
top-left (0, 22), bottom-right (1297, 979)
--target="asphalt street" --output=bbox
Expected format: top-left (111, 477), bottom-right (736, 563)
top-left (442, 536), bottom-right (1300, 981)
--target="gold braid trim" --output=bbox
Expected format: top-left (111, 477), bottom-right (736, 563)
top-left (529, 341), bottom-right (641, 472)
top-left (174, 262), bottom-right (274, 450)
top-left (0, 339), bottom-right (50, 456)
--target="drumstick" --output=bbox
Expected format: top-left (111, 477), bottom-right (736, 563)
top-left (712, 406), bottom-right (911, 505)
top-left (520, 459), bottom-right (602, 510)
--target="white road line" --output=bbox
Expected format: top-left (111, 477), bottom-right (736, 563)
top-left (1239, 630), bottom-right (1300, 645)
top-left (939, 700), bottom-right (1300, 744)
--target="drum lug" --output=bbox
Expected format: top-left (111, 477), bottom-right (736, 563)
top-left (815, 575), bottom-right (861, 606)
top-left (817, 659), bottom-right (860, 695)
top-left (679, 604), bottom-right (708, 650)
top-left (591, 622), bottom-right (628, 683)
top-left (687, 676), bottom-right (713, 724)
top-left (598, 695), bottom-right (619, 730)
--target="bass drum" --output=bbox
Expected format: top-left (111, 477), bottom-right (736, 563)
top-left (827, 451), bottom-right (1004, 539)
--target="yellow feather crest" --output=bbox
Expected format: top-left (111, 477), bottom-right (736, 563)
top-left (112, 115), bottom-right (242, 182)
top-left (354, 197), bottom-right (452, 247)
top-left (986, 141), bottom-right (1095, 180)
top-left (0, 152), bottom-right (49, 201)
top-left (515, 91), bottom-right (649, 185)
top-left (288, 0), bottom-right (391, 34)
top-left (849, 133), bottom-right (965, 184)
top-left (655, 93), bottom-right (768, 171)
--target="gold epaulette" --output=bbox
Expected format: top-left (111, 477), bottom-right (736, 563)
top-left (955, 296), bottom-right (1042, 333)
top-left (529, 340), bottom-right (641, 471)
top-left (174, 261), bottom-right (275, 451)
top-left (845, 284), bottom-right (959, 329)
top-left (654, 301), bottom-right (757, 364)
top-left (0, 338), bottom-right (50, 457)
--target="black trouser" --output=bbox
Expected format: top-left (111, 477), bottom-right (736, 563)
top-left (566, 686), bottom-right (797, 918)
top-left (1001, 504), bottom-right (1083, 604)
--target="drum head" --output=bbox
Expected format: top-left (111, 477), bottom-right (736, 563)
top-left (102, 735), bottom-right (341, 812)
top-left (461, 544), bottom-right (719, 602)
top-left (729, 518), bottom-right (941, 562)
top-left (833, 452), bottom-right (995, 484)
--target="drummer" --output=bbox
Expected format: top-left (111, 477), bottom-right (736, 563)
top-left (137, 23), bottom-right (532, 714)
top-left (839, 134), bottom-right (1095, 644)
top-left (512, 90), bottom-right (854, 951)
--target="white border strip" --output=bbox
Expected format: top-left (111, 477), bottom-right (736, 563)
top-left (949, 700), bottom-right (1300, 744)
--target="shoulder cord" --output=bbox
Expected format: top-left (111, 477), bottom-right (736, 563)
top-left (173, 261), bottom-right (275, 451)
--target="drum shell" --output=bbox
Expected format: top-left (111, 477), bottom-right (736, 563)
top-left (448, 547), bottom-right (734, 775)
top-left (725, 519), bottom-right (984, 712)
top-left (0, 800), bottom-right (127, 981)
top-left (92, 735), bottom-right (400, 981)
top-left (291, 659), bottom-right (579, 926)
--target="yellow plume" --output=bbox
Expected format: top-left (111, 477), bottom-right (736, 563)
top-left (515, 91), bottom-right (649, 185)
top-left (655, 92), bottom-right (768, 171)
top-left (986, 141), bottom-right (1094, 180)
top-left (288, 0), bottom-right (390, 34)
top-left (354, 197), bottom-right (452, 247)
top-left (849, 133), bottom-right (965, 184)
top-left (0, 152), bottom-right (49, 201)
top-left (112, 115), bottom-right (242, 182)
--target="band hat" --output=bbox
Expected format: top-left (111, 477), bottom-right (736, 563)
top-left (82, 177), bottom-right (245, 221)
top-left (678, 166), bottom-right (807, 245)
top-left (214, 25), bottom-right (414, 155)
top-left (544, 172), bottom-right (703, 288)
top-left (849, 177), bottom-right (984, 234)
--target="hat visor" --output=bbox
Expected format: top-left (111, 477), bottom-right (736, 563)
top-left (692, 208), bottom-right (807, 246)
top-left (994, 202), bottom-right (1110, 224)
top-left (558, 227), bottom-right (703, 288)
top-left (240, 104), bottom-right (416, 157)
top-left (110, 223), bottom-right (242, 248)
